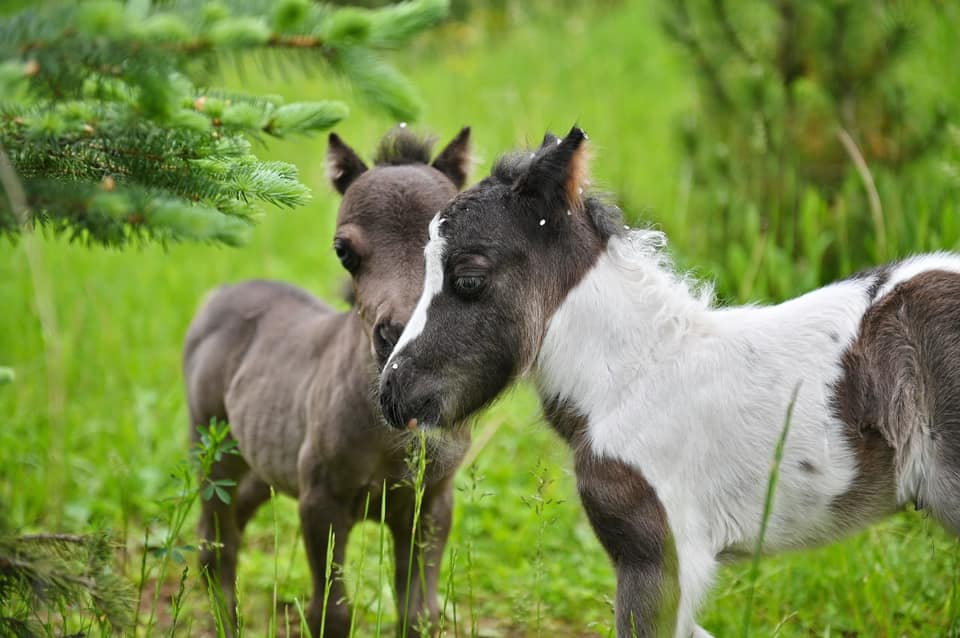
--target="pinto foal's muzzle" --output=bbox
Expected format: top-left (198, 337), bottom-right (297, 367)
top-left (379, 357), bottom-right (442, 430)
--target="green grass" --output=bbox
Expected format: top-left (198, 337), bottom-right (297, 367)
top-left (3, 1), bottom-right (960, 636)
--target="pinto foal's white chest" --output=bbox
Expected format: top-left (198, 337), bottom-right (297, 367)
top-left (560, 295), bottom-right (876, 547)
top-left (535, 236), bottom-right (913, 636)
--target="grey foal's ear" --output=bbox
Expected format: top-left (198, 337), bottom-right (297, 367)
top-left (431, 126), bottom-right (472, 190)
top-left (327, 133), bottom-right (369, 195)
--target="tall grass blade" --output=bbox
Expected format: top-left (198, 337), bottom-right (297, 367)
top-left (166, 565), bottom-right (190, 637)
top-left (294, 597), bottom-right (312, 638)
top-left (270, 486), bottom-right (279, 638)
top-left (441, 547), bottom-right (459, 638)
top-left (949, 540), bottom-right (960, 635)
top-left (203, 569), bottom-right (229, 638)
top-left (347, 493), bottom-right (372, 638)
top-left (375, 481), bottom-right (388, 636)
top-left (401, 431), bottom-right (429, 638)
top-left (739, 382), bottom-right (801, 638)
top-left (320, 528), bottom-right (336, 638)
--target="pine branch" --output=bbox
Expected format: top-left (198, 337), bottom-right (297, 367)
top-left (0, 528), bottom-right (135, 634)
top-left (1, 0), bottom-right (445, 117)
top-left (0, 0), bottom-right (449, 246)
top-left (7, 178), bottom-right (258, 246)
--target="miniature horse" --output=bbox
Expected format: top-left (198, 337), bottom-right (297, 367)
top-left (379, 127), bottom-right (960, 637)
top-left (184, 126), bottom-right (472, 637)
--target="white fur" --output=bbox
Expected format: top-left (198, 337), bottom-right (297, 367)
top-left (536, 231), bottom-right (951, 638)
top-left (388, 213), bottom-right (446, 366)
top-left (874, 252), bottom-right (960, 299)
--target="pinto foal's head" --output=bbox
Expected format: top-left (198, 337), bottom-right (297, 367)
top-left (379, 126), bottom-right (624, 429)
top-left (328, 126), bottom-right (471, 368)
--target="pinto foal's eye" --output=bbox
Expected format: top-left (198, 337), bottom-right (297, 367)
top-left (453, 275), bottom-right (486, 298)
top-left (333, 238), bottom-right (360, 273)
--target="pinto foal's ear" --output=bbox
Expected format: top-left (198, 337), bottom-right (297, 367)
top-left (539, 131), bottom-right (561, 149)
top-left (431, 126), bottom-right (472, 190)
top-left (327, 133), bottom-right (369, 195)
top-left (516, 126), bottom-right (590, 209)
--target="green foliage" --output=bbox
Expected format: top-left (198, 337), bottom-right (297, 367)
top-left (740, 384), bottom-right (799, 638)
top-left (0, 0), bottom-right (448, 247)
top-left (138, 420), bottom-right (242, 635)
top-left (662, 0), bottom-right (958, 298)
top-left (0, 527), bottom-right (135, 636)
top-left (3, 2), bottom-right (960, 636)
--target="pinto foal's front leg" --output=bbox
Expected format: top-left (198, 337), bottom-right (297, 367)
top-left (576, 452), bottom-right (711, 637)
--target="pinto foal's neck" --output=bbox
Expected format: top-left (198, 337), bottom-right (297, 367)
top-left (535, 231), bottom-right (713, 419)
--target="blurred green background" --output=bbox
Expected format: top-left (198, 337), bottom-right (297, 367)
top-left (3, 1), bottom-right (960, 635)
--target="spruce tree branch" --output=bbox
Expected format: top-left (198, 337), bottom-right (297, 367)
top-left (0, 0), bottom-right (440, 245)
top-left (0, 145), bottom-right (29, 226)
top-left (0, 555), bottom-right (38, 573)
top-left (0, 144), bottom-right (66, 512)
top-left (182, 33), bottom-right (328, 54)
top-left (21, 33), bottom-right (331, 58)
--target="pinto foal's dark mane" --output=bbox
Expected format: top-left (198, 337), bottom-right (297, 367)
top-left (491, 145), bottom-right (627, 243)
top-left (373, 127), bottom-right (436, 166)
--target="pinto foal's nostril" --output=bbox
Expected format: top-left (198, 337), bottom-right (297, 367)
top-left (378, 369), bottom-right (406, 430)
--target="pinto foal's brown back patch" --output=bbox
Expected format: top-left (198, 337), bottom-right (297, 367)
top-left (832, 268), bottom-right (960, 525)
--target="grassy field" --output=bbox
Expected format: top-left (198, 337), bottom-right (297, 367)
top-left (4, 1), bottom-right (960, 636)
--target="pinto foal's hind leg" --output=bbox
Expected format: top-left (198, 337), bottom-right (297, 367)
top-left (909, 368), bottom-right (960, 535)
top-left (919, 429), bottom-right (960, 535)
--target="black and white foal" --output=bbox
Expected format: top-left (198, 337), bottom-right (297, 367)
top-left (379, 127), bottom-right (960, 637)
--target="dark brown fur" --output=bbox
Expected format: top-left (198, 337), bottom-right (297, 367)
top-left (379, 125), bottom-right (960, 636)
top-left (380, 129), bottom-right (621, 429)
top-left (184, 127), bottom-right (471, 637)
top-left (833, 269), bottom-right (960, 532)
top-left (544, 398), bottom-right (679, 638)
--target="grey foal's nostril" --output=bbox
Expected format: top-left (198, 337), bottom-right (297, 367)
top-left (374, 320), bottom-right (404, 360)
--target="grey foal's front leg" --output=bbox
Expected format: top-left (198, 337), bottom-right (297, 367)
top-left (298, 482), bottom-right (355, 638)
top-left (387, 480), bottom-right (454, 637)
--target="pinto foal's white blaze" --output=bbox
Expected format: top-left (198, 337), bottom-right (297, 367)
top-left (381, 127), bottom-right (960, 637)
top-left (387, 212), bottom-right (446, 368)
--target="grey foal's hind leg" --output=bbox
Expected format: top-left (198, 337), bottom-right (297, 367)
top-left (235, 473), bottom-right (272, 532)
top-left (197, 445), bottom-right (249, 629)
